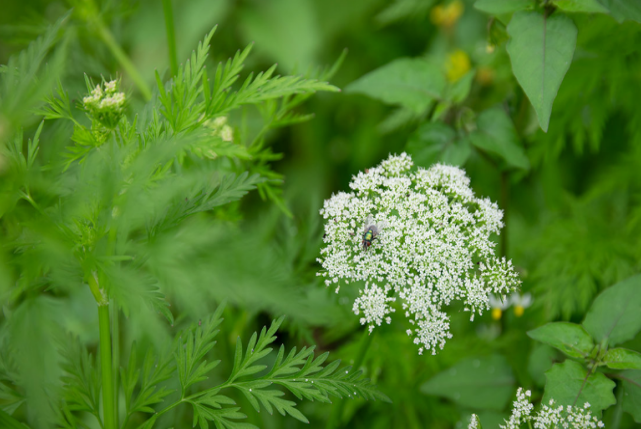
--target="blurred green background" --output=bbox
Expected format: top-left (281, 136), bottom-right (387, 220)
top-left (1, 0), bottom-right (641, 428)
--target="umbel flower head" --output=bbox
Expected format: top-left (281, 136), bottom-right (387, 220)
top-left (82, 78), bottom-right (126, 129)
top-left (486, 387), bottom-right (605, 429)
top-left (318, 153), bottom-right (521, 354)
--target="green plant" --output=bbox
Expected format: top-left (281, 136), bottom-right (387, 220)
top-left (0, 18), bottom-right (386, 429)
top-left (3, 0), bottom-right (641, 428)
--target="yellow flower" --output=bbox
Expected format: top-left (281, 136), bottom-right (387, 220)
top-left (510, 293), bottom-right (532, 317)
top-left (489, 295), bottom-right (510, 320)
top-left (446, 49), bottom-right (471, 82)
top-left (431, 1), bottom-right (464, 28)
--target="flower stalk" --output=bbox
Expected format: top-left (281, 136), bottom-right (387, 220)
top-left (99, 304), bottom-right (116, 429)
top-left (93, 18), bottom-right (152, 101)
top-left (162, 0), bottom-right (179, 78)
top-left (89, 272), bottom-right (116, 429)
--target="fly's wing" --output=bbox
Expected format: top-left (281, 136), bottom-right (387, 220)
top-left (363, 215), bottom-right (374, 232)
top-left (375, 219), bottom-right (388, 233)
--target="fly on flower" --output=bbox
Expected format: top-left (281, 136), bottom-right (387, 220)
top-left (361, 215), bottom-right (386, 250)
top-left (318, 153), bottom-right (522, 355)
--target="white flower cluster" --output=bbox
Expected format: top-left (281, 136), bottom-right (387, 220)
top-left (468, 414), bottom-right (481, 429)
top-left (82, 80), bottom-right (126, 128)
top-left (495, 388), bottom-right (605, 429)
top-left (501, 388), bottom-right (535, 429)
top-left (318, 153), bottom-right (521, 354)
top-left (204, 116), bottom-right (233, 142)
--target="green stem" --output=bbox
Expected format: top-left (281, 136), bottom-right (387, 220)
top-left (99, 304), bottom-right (116, 429)
top-left (93, 19), bottom-right (152, 101)
top-left (162, 0), bottom-right (179, 78)
top-left (111, 300), bottom-right (120, 428)
top-left (326, 330), bottom-right (375, 429)
top-left (500, 170), bottom-right (509, 258)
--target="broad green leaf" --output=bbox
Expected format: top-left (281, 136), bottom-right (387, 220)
top-left (345, 58), bottom-right (446, 112)
top-left (527, 322), bottom-right (594, 358)
top-left (620, 370), bottom-right (641, 422)
top-left (553, 0), bottom-right (610, 13)
top-left (420, 355), bottom-right (515, 410)
top-left (527, 344), bottom-right (558, 387)
top-left (582, 274), bottom-right (641, 347)
top-left (600, 0), bottom-right (641, 23)
top-left (603, 348), bottom-right (641, 370)
top-left (543, 360), bottom-right (615, 414)
top-left (506, 12), bottom-right (577, 132)
top-left (468, 107), bottom-right (530, 170)
top-left (406, 122), bottom-right (471, 168)
top-left (445, 70), bottom-right (475, 104)
top-left (474, 0), bottom-right (534, 14)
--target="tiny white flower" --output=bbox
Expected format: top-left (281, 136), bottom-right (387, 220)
top-left (104, 80), bottom-right (117, 93)
top-left (221, 125), bottom-right (233, 142)
top-left (468, 414), bottom-right (481, 429)
top-left (212, 116), bottom-right (228, 128)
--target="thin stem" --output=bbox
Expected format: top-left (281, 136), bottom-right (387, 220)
top-left (99, 304), bottom-right (116, 429)
top-left (162, 0), bottom-right (179, 78)
top-left (326, 329), bottom-right (375, 429)
top-left (500, 170), bottom-right (509, 258)
top-left (93, 19), bottom-right (152, 101)
top-left (111, 300), bottom-right (120, 428)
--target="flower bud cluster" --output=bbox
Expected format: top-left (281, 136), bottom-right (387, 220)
top-left (82, 80), bottom-right (126, 129)
top-left (318, 153), bottom-right (520, 354)
top-left (204, 116), bottom-right (233, 142)
top-left (493, 388), bottom-right (605, 429)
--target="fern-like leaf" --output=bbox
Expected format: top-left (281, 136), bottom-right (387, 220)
top-left (176, 305), bottom-right (225, 395)
top-left (58, 336), bottom-right (101, 425)
top-left (121, 343), bottom-right (174, 426)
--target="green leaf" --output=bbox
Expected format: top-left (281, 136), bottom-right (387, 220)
top-left (176, 306), bottom-right (225, 394)
top-left (474, 0), bottom-right (534, 15)
top-left (406, 122), bottom-right (471, 168)
top-left (123, 345), bottom-right (174, 419)
top-left (506, 11), bottom-right (577, 132)
top-left (420, 355), bottom-right (515, 410)
top-left (527, 322), bottom-right (594, 358)
top-left (620, 370), bottom-right (641, 423)
top-left (602, 348), bottom-right (641, 370)
top-left (445, 70), bottom-right (475, 104)
top-left (543, 360), bottom-right (616, 414)
top-left (0, 409), bottom-right (30, 429)
top-left (468, 107), bottom-right (530, 170)
top-left (527, 344), bottom-right (558, 387)
top-left (345, 58), bottom-right (446, 112)
top-left (582, 274), bottom-right (641, 347)
top-left (599, 0), bottom-right (641, 23)
top-left (59, 337), bottom-right (101, 422)
top-left (552, 0), bottom-right (610, 13)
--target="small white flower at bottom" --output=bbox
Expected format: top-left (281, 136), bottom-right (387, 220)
top-left (468, 414), bottom-right (481, 429)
